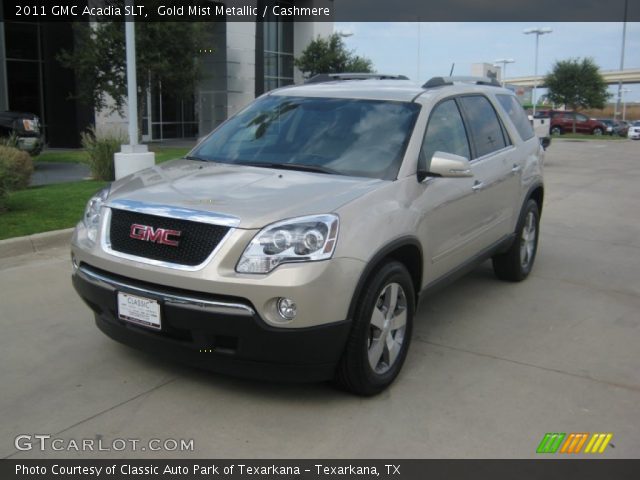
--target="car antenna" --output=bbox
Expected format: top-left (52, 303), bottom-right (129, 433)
top-left (449, 63), bottom-right (455, 76)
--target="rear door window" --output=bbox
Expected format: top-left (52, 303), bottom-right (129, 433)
top-left (458, 96), bottom-right (508, 158)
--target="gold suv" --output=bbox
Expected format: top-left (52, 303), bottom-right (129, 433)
top-left (71, 75), bottom-right (545, 395)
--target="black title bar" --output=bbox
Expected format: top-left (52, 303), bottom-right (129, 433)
top-left (2, 459), bottom-right (640, 480)
top-left (2, 0), bottom-right (639, 22)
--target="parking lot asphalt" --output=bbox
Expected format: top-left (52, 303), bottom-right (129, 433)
top-left (1, 139), bottom-right (639, 459)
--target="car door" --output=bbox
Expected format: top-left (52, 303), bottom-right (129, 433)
top-left (575, 113), bottom-right (589, 133)
top-left (413, 98), bottom-right (476, 282)
top-left (456, 94), bottom-right (517, 249)
top-left (414, 96), bottom-right (510, 283)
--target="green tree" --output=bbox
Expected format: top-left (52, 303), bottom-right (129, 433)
top-left (294, 33), bottom-right (374, 79)
top-left (59, 12), bottom-right (206, 140)
top-left (544, 58), bottom-right (610, 133)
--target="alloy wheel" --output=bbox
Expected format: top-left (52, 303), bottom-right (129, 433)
top-left (520, 211), bottom-right (537, 268)
top-left (367, 283), bottom-right (407, 374)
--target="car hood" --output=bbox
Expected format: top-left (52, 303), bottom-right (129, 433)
top-left (108, 159), bottom-right (386, 229)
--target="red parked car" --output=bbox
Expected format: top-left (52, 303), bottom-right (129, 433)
top-left (549, 111), bottom-right (607, 136)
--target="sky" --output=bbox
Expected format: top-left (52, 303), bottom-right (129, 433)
top-left (334, 22), bottom-right (640, 104)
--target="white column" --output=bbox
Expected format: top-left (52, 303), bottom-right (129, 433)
top-left (114, 0), bottom-right (155, 180)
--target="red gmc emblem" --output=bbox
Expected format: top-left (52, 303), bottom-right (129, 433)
top-left (129, 224), bottom-right (181, 247)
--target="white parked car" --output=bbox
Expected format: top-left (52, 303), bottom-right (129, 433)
top-left (628, 121), bottom-right (640, 140)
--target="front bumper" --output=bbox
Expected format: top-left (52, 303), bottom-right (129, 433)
top-left (72, 264), bottom-right (351, 382)
top-left (17, 135), bottom-right (43, 155)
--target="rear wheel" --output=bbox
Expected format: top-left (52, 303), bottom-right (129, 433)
top-left (335, 261), bottom-right (414, 396)
top-left (492, 199), bottom-right (540, 282)
top-left (592, 127), bottom-right (603, 135)
top-left (550, 126), bottom-right (562, 135)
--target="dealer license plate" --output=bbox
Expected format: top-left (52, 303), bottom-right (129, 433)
top-left (117, 292), bottom-right (161, 330)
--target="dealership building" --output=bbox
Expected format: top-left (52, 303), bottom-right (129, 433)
top-left (0, 1), bottom-right (332, 147)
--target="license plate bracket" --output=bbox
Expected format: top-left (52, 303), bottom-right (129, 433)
top-left (117, 292), bottom-right (161, 330)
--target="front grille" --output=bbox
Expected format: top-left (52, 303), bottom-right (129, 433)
top-left (108, 209), bottom-right (230, 266)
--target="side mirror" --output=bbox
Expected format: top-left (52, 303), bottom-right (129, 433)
top-left (418, 151), bottom-right (473, 181)
top-left (540, 136), bottom-right (551, 150)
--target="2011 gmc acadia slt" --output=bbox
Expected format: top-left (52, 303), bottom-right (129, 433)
top-left (72, 75), bottom-right (545, 395)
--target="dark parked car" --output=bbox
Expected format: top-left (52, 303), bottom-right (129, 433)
top-left (549, 111), bottom-right (607, 136)
top-left (0, 111), bottom-right (43, 155)
top-left (598, 119), bottom-right (629, 137)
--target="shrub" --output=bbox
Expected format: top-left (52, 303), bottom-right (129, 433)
top-left (0, 133), bottom-right (20, 149)
top-left (81, 126), bottom-right (126, 181)
top-left (0, 145), bottom-right (34, 212)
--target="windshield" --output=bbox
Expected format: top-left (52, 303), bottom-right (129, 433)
top-left (190, 95), bottom-right (420, 180)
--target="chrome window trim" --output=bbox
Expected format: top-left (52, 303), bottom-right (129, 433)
top-left (77, 265), bottom-right (255, 317)
top-left (101, 200), bottom-right (239, 271)
top-left (469, 144), bottom-right (517, 165)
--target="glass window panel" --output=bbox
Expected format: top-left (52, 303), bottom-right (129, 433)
top-left (6, 61), bottom-right (41, 115)
top-left (4, 23), bottom-right (39, 60)
top-left (496, 94), bottom-right (535, 141)
top-left (459, 96), bottom-right (507, 158)
top-left (264, 20), bottom-right (277, 51)
top-left (192, 95), bottom-right (421, 180)
top-left (279, 54), bottom-right (294, 80)
top-left (281, 21), bottom-right (293, 53)
top-left (162, 124), bottom-right (179, 139)
top-left (264, 78), bottom-right (278, 92)
top-left (264, 52), bottom-right (278, 77)
top-left (419, 100), bottom-right (470, 170)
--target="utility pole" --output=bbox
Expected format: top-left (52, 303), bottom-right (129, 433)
top-left (524, 27), bottom-right (552, 117)
top-left (494, 59), bottom-right (515, 87)
top-left (614, 0), bottom-right (628, 120)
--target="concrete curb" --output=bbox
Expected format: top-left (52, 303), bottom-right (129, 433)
top-left (0, 228), bottom-right (74, 259)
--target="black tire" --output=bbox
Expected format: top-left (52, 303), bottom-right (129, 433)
top-left (492, 199), bottom-right (540, 282)
top-left (335, 261), bottom-right (415, 396)
top-left (592, 127), bottom-right (603, 136)
top-left (550, 126), bottom-right (562, 135)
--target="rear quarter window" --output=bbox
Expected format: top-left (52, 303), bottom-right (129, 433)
top-left (496, 94), bottom-right (535, 141)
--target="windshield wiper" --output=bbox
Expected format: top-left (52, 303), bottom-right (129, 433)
top-left (236, 162), bottom-right (339, 175)
top-left (184, 155), bottom-right (208, 162)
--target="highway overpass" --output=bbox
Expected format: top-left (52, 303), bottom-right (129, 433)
top-left (505, 68), bottom-right (640, 87)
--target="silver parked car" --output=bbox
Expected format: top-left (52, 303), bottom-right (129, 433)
top-left (71, 75), bottom-right (545, 395)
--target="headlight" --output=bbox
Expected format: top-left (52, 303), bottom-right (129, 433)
top-left (83, 186), bottom-right (110, 244)
top-left (22, 118), bottom-right (39, 133)
top-left (236, 214), bottom-right (339, 274)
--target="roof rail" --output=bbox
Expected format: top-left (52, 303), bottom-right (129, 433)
top-left (306, 73), bottom-right (410, 84)
top-left (423, 76), bottom-right (501, 88)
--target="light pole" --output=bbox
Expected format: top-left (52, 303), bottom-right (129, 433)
top-left (621, 88), bottom-right (631, 121)
top-left (494, 58), bottom-right (515, 87)
top-left (615, 0), bottom-right (628, 121)
top-left (524, 27), bottom-right (552, 116)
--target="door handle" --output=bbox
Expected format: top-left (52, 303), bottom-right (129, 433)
top-left (511, 164), bottom-right (522, 173)
top-left (472, 181), bottom-right (484, 192)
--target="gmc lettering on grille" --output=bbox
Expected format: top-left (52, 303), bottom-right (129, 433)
top-left (129, 224), bottom-right (182, 247)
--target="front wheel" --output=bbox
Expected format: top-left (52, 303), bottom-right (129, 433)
top-left (335, 261), bottom-right (415, 396)
top-left (550, 126), bottom-right (562, 135)
top-left (492, 199), bottom-right (540, 282)
top-left (592, 127), bottom-right (603, 135)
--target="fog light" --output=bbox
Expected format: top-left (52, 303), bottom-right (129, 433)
top-left (71, 253), bottom-right (79, 271)
top-left (277, 297), bottom-right (297, 321)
